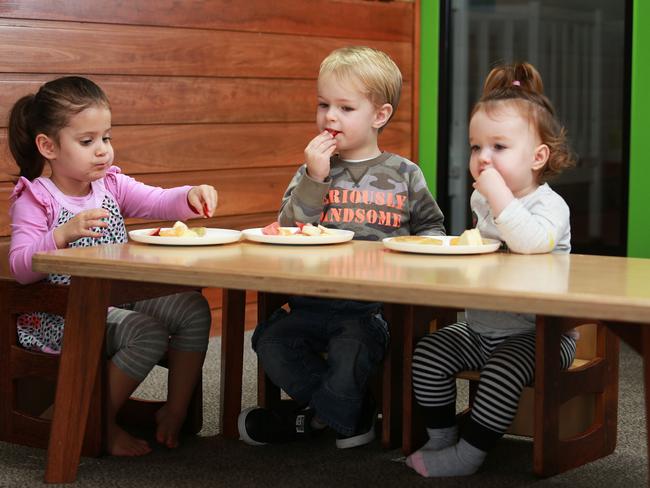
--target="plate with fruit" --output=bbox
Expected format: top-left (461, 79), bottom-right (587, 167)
top-left (129, 221), bottom-right (242, 246)
top-left (242, 222), bottom-right (354, 245)
top-left (382, 229), bottom-right (501, 255)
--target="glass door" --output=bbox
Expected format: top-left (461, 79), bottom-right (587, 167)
top-left (438, 0), bottom-right (629, 255)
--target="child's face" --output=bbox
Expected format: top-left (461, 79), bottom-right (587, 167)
top-left (48, 105), bottom-right (113, 194)
top-left (468, 104), bottom-right (546, 198)
top-left (316, 73), bottom-right (387, 160)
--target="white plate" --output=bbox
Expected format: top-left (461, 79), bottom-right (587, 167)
top-left (241, 227), bottom-right (354, 245)
top-left (128, 228), bottom-right (242, 246)
top-left (382, 235), bottom-right (501, 255)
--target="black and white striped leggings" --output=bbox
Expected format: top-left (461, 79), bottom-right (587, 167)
top-left (105, 291), bottom-right (211, 381)
top-left (412, 321), bottom-right (576, 436)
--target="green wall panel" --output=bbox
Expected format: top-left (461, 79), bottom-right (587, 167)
top-left (629, 0), bottom-right (650, 257)
top-left (419, 0), bottom-right (440, 196)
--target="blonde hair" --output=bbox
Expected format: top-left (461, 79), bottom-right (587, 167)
top-left (471, 62), bottom-right (575, 182)
top-left (319, 46), bottom-right (402, 129)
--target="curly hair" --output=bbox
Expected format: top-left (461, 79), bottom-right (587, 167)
top-left (471, 62), bottom-right (575, 182)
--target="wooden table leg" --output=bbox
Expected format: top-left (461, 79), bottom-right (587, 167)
top-left (45, 277), bottom-right (111, 484)
top-left (401, 305), bottom-right (437, 454)
top-left (604, 321), bottom-right (650, 486)
top-left (256, 292), bottom-right (285, 408)
top-left (534, 315), bottom-right (562, 475)
top-left (380, 303), bottom-right (403, 449)
top-left (219, 288), bottom-right (246, 439)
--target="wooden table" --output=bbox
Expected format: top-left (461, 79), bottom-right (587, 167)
top-left (31, 240), bottom-right (650, 483)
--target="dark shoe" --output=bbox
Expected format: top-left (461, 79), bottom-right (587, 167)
top-left (238, 405), bottom-right (314, 446)
top-left (335, 395), bottom-right (377, 449)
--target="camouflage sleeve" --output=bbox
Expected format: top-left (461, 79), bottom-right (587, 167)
top-left (408, 166), bottom-right (446, 236)
top-left (277, 165), bottom-right (331, 226)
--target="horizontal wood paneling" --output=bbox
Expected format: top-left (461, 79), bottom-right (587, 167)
top-left (0, 20), bottom-right (412, 80)
top-left (0, 0), bottom-right (413, 42)
top-left (0, 121), bottom-right (413, 179)
top-left (0, 0), bottom-right (418, 240)
top-left (0, 75), bottom-right (412, 126)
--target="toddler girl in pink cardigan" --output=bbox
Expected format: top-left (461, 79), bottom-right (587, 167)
top-left (8, 76), bottom-right (216, 456)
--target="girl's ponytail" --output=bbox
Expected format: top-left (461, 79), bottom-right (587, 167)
top-left (8, 94), bottom-right (44, 181)
top-left (483, 62), bottom-right (545, 99)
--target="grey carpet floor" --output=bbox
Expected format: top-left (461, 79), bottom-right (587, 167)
top-left (0, 334), bottom-right (646, 487)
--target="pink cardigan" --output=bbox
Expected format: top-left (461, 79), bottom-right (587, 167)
top-left (9, 166), bottom-right (196, 284)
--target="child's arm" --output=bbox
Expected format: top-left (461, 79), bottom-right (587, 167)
top-left (277, 165), bottom-right (330, 226)
top-left (492, 194), bottom-right (570, 254)
top-left (107, 169), bottom-right (201, 221)
top-left (408, 166), bottom-right (446, 236)
top-left (9, 191), bottom-right (58, 284)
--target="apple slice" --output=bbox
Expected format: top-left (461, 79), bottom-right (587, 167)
top-left (262, 221), bottom-right (280, 235)
top-left (299, 224), bottom-right (321, 236)
top-left (325, 128), bottom-right (341, 137)
top-left (317, 224), bottom-right (333, 235)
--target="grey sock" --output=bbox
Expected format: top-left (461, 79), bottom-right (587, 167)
top-left (421, 425), bottom-right (458, 451)
top-left (408, 439), bottom-right (486, 477)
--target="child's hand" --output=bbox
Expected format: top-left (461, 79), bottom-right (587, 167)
top-left (473, 167), bottom-right (514, 218)
top-left (53, 208), bottom-right (109, 248)
top-left (304, 131), bottom-right (337, 182)
top-left (188, 184), bottom-right (218, 218)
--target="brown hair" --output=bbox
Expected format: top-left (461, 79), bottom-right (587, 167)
top-left (8, 76), bottom-right (110, 181)
top-left (471, 62), bottom-right (575, 182)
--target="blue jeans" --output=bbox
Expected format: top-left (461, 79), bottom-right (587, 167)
top-left (252, 296), bottom-right (389, 436)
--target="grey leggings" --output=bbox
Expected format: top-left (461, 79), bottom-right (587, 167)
top-left (105, 291), bottom-right (211, 381)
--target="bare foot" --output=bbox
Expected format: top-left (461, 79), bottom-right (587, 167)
top-left (155, 405), bottom-right (185, 448)
top-left (106, 422), bottom-right (151, 456)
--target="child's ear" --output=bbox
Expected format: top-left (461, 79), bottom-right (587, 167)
top-left (372, 103), bottom-right (393, 129)
top-left (532, 143), bottom-right (550, 171)
top-left (35, 134), bottom-right (57, 160)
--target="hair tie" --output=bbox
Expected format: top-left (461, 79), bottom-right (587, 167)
top-left (512, 80), bottom-right (521, 87)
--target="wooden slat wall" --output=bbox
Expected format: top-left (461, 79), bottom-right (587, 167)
top-left (0, 0), bottom-right (418, 237)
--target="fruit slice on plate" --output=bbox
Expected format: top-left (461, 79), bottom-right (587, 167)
top-left (262, 221), bottom-right (280, 235)
top-left (450, 228), bottom-right (483, 246)
top-left (262, 221), bottom-right (335, 236)
top-left (158, 221), bottom-right (207, 238)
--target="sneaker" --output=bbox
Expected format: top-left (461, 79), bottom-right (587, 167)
top-left (335, 394), bottom-right (377, 449)
top-left (238, 404), bottom-right (314, 446)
